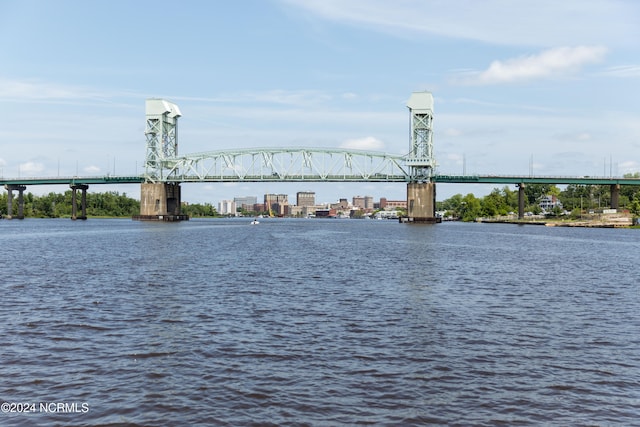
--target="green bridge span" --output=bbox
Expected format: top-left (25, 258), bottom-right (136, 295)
top-left (434, 175), bottom-right (640, 186)
top-left (3, 173), bottom-right (639, 220)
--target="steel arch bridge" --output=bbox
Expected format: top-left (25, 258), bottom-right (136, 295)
top-left (134, 94), bottom-right (437, 221)
top-left (142, 98), bottom-right (433, 184)
top-left (151, 147), bottom-right (412, 183)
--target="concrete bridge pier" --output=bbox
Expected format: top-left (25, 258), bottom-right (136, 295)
top-left (518, 183), bottom-right (526, 219)
top-left (4, 184), bottom-right (27, 219)
top-left (135, 182), bottom-right (188, 221)
top-left (70, 184), bottom-right (89, 220)
top-left (403, 182), bottom-right (439, 223)
top-left (610, 184), bottom-right (620, 210)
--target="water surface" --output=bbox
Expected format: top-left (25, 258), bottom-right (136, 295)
top-left (1, 218), bottom-right (639, 425)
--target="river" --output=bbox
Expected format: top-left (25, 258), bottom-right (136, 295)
top-left (1, 218), bottom-right (639, 426)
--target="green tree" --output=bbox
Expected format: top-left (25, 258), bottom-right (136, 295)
top-left (502, 186), bottom-right (519, 211)
top-left (630, 193), bottom-right (640, 219)
top-left (0, 190), bottom-right (140, 218)
top-left (182, 202), bottom-right (218, 217)
top-left (481, 188), bottom-right (512, 217)
top-left (618, 173), bottom-right (640, 209)
top-left (460, 193), bottom-right (482, 222)
top-left (440, 193), bottom-right (464, 217)
top-left (524, 184), bottom-right (560, 206)
top-left (560, 184), bottom-right (590, 211)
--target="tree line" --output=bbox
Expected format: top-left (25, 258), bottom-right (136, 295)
top-left (3, 175), bottom-right (640, 220)
top-left (0, 190), bottom-right (140, 218)
top-left (438, 174), bottom-right (640, 221)
top-left (0, 190), bottom-right (223, 219)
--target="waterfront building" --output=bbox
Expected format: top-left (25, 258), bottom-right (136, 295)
top-left (234, 196), bottom-right (257, 211)
top-left (539, 195), bottom-right (563, 211)
top-left (218, 199), bottom-right (236, 216)
top-left (264, 193), bottom-right (289, 216)
top-left (297, 191), bottom-right (316, 207)
top-left (379, 198), bottom-right (407, 209)
top-left (352, 195), bottom-right (374, 210)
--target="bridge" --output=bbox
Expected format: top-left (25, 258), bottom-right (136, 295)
top-left (2, 92), bottom-right (639, 221)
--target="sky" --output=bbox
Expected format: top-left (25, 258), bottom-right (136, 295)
top-left (1, 0), bottom-right (639, 205)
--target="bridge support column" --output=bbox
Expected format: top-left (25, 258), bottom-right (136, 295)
top-left (70, 184), bottom-right (89, 220)
top-left (134, 182), bottom-right (188, 221)
top-left (518, 183), bottom-right (526, 219)
top-left (403, 182), bottom-right (439, 223)
top-left (4, 185), bottom-right (27, 219)
top-left (610, 184), bottom-right (620, 210)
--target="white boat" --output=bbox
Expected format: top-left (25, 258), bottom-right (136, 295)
top-left (250, 219), bottom-right (260, 225)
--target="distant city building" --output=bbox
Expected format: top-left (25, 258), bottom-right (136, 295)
top-left (379, 198), bottom-right (407, 210)
top-left (330, 198), bottom-right (350, 210)
top-left (364, 195), bottom-right (373, 209)
top-left (353, 195), bottom-right (374, 210)
top-left (218, 192), bottom-right (401, 217)
top-left (264, 193), bottom-right (289, 216)
top-left (234, 196), bottom-right (257, 211)
top-left (315, 208), bottom-right (337, 218)
top-left (218, 199), bottom-right (236, 215)
top-left (375, 210), bottom-right (401, 219)
top-left (297, 191), bottom-right (315, 207)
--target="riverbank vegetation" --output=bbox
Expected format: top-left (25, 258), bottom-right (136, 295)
top-left (0, 191), bottom-right (219, 218)
top-left (438, 175), bottom-right (640, 222)
top-left (3, 174), bottom-right (640, 221)
top-left (0, 191), bottom-right (139, 218)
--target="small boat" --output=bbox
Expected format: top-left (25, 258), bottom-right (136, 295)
top-left (250, 219), bottom-right (260, 225)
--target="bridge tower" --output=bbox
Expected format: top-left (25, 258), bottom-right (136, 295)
top-left (136, 99), bottom-right (188, 221)
top-left (404, 91), bottom-right (438, 223)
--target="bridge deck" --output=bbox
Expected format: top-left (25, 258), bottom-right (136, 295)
top-left (434, 175), bottom-right (640, 186)
top-left (3, 174), bottom-right (640, 186)
top-left (1, 176), bottom-right (145, 186)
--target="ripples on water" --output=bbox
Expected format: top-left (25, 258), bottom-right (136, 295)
top-left (1, 218), bottom-right (639, 426)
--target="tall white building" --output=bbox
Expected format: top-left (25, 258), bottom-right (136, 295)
top-left (218, 200), bottom-right (237, 215)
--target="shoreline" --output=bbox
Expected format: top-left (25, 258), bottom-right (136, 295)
top-left (477, 217), bottom-right (634, 228)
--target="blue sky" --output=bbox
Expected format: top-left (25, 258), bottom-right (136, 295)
top-left (1, 0), bottom-right (639, 204)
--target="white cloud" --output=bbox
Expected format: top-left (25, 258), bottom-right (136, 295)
top-left (601, 65), bottom-right (640, 78)
top-left (341, 92), bottom-right (358, 100)
top-left (443, 128), bottom-right (463, 137)
top-left (0, 78), bottom-right (147, 109)
top-left (619, 161), bottom-right (640, 175)
top-left (84, 165), bottom-right (101, 174)
top-left (0, 77), bottom-right (97, 100)
top-left (19, 161), bottom-right (45, 175)
top-left (282, 0), bottom-right (639, 47)
top-left (0, 157), bottom-right (6, 167)
top-left (340, 136), bottom-right (385, 151)
top-left (191, 89), bottom-right (333, 107)
top-left (453, 46), bottom-right (607, 85)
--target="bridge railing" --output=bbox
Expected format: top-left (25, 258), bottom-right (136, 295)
top-left (433, 174), bottom-right (640, 185)
top-left (165, 174), bottom-right (409, 183)
top-left (0, 176), bottom-right (145, 185)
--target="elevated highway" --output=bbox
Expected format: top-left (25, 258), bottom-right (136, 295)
top-left (434, 175), bottom-right (640, 186)
top-left (4, 172), bottom-right (638, 221)
top-left (4, 174), bottom-right (640, 187)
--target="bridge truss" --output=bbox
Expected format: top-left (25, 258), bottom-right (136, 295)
top-left (147, 147), bottom-right (412, 183)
